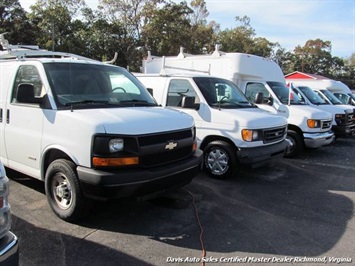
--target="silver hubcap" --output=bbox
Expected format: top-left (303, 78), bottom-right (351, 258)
top-left (52, 173), bottom-right (72, 210)
top-left (206, 148), bottom-right (229, 175)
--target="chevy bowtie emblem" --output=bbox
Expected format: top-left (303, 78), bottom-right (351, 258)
top-left (165, 142), bottom-right (177, 150)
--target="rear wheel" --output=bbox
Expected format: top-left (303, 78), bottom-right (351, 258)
top-left (45, 159), bottom-right (92, 222)
top-left (285, 130), bottom-right (303, 158)
top-left (203, 140), bottom-right (238, 179)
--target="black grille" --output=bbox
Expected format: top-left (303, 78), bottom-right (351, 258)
top-left (138, 129), bottom-right (193, 167)
top-left (141, 146), bottom-right (192, 166)
top-left (263, 126), bottom-right (286, 144)
top-left (322, 120), bottom-right (332, 129)
top-left (138, 129), bottom-right (192, 146)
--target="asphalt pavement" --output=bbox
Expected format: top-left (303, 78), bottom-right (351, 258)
top-left (8, 138), bottom-right (355, 266)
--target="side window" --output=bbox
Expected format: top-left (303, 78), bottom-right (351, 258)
top-left (12, 65), bottom-right (44, 103)
top-left (245, 82), bottom-right (270, 103)
top-left (293, 88), bottom-right (305, 102)
top-left (167, 79), bottom-right (199, 107)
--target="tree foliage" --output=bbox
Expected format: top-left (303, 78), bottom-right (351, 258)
top-left (1, 0), bottom-right (353, 88)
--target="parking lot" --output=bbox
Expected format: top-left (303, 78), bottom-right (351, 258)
top-left (8, 137), bottom-right (355, 266)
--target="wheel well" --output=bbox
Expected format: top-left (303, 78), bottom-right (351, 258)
top-left (42, 149), bottom-right (73, 180)
top-left (199, 135), bottom-right (237, 151)
top-left (287, 125), bottom-right (304, 142)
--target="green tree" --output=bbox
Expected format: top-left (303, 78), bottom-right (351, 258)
top-left (0, 0), bottom-right (36, 46)
top-left (186, 0), bottom-right (215, 54)
top-left (293, 38), bottom-right (333, 75)
top-left (141, 1), bottom-right (193, 55)
top-left (27, 0), bottom-right (85, 52)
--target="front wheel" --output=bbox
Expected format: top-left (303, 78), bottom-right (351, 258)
top-left (45, 159), bottom-right (92, 222)
top-left (284, 130), bottom-right (303, 158)
top-left (203, 140), bottom-right (238, 179)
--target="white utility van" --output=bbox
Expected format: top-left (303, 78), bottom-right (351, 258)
top-left (135, 73), bottom-right (290, 179)
top-left (0, 35), bottom-right (202, 222)
top-left (285, 73), bottom-right (355, 106)
top-left (290, 84), bottom-right (355, 137)
top-left (141, 46), bottom-right (335, 158)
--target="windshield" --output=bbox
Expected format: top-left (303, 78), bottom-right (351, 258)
top-left (267, 82), bottom-right (305, 105)
top-left (44, 63), bottom-right (157, 109)
top-left (297, 86), bottom-right (327, 105)
top-left (320, 89), bottom-right (342, 105)
top-left (193, 77), bottom-right (255, 108)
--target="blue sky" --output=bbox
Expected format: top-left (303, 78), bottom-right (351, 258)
top-left (19, 0), bottom-right (354, 58)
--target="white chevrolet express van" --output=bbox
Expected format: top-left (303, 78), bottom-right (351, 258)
top-left (136, 73), bottom-right (290, 179)
top-left (0, 37), bottom-right (202, 222)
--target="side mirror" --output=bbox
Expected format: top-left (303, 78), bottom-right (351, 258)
top-left (17, 83), bottom-right (43, 104)
top-left (266, 96), bottom-right (274, 106)
top-left (255, 92), bottom-right (273, 106)
top-left (255, 92), bottom-right (264, 104)
top-left (181, 96), bottom-right (199, 110)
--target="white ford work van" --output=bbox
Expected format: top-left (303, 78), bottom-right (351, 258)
top-left (135, 73), bottom-right (290, 179)
top-left (142, 46), bottom-right (335, 158)
top-left (0, 35), bottom-right (202, 222)
top-left (290, 84), bottom-right (355, 137)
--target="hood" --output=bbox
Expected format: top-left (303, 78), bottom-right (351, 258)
top-left (288, 105), bottom-right (332, 120)
top-left (316, 104), bottom-right (353, 115)
top-left (61, 107), bottom-right (194, 134)
top-left (217, 107), bottom-right (287, 128)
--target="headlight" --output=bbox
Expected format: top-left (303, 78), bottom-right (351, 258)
top-left (307, 119), bottom-right (321, 128)
top-left (109, 138), bottom-right (124, 153)
top-left (242, 129), bottom-right (262, 142)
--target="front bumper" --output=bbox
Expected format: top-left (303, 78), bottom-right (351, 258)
top-left (303, 131), bottom-right (335, 149)
top-left (332, 123), bottom-right (355, 137)
top-left (0, 231), bottom-right (19, 266)
top-left (77, 149), bottom-right (203, 200)
top-left (237, 139), bottom-right (290, 168)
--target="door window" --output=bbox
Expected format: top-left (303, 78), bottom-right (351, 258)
top-left (167, 79), bottom-right (199, 107)
top-left (245, 82), bottom-right (270, 103)
top-left (12, 65), bottom-right (44, 104)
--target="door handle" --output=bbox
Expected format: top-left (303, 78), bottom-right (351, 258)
top-left (6, 109), bottom-right (9, 123)
top-left (0, 108), bottom-right (2, 123)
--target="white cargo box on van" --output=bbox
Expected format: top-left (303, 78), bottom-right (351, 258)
top-left (0, 35), bottom-right (202, 222)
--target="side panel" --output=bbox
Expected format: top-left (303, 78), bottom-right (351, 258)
top-left (3, 64), bottom-right (45, 178)
top-left (0, 63), bottom-right (17, 165)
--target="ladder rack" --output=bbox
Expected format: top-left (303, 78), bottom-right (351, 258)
top-left (0, 33), bottom-right (94, 61)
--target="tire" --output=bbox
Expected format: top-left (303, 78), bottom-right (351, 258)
top-left (284, 130), bottom-right (303, 158)
top-left (203, 140), bottom-right (238, 179)
top-left (45, 159), bottom-right (92, 222)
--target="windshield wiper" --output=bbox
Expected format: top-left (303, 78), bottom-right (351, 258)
top-left (119, 100), bottom-right (156, 106)
top-left (65, 100), bottom-right (111, 106)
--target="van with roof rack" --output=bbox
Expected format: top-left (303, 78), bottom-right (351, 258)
top-left (0, 34), bottom-right (202, 222)
top-left (141, 46), bottom-right (335, 158)
top-left (134, 72), bottom-right (291, 179)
